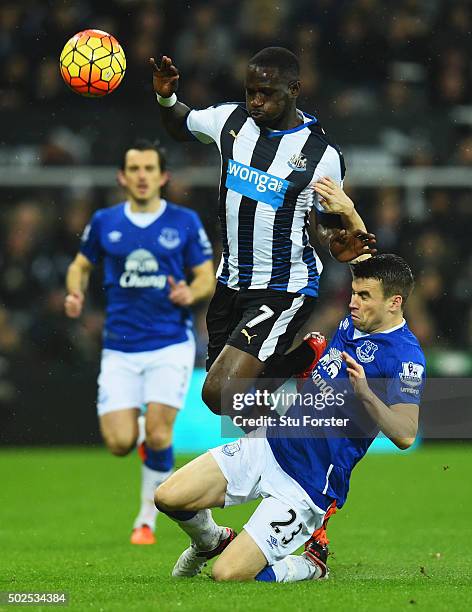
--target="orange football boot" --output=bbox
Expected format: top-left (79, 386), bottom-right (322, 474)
top-left (303, 501), bottom-right (337, 579)
top-left (309, 500), bottom-right (337, 547)
top-left (130, 525), bottom-right (156, 545)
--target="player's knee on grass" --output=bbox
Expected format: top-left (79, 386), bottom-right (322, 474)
top-left (211, 563), bottom-right (236, 582)
top-left (212, 530), bottom-right (267, 581)
top-left (211, 562), bottom-right (238, 582)
top-left (211, 559), bottom-right (257, 582)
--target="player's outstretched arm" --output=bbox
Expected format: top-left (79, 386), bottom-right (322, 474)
top-left (342, 351), bottom-right (418, 450)
top-left (309, 177), bottom-right (376, 263)
top-left (64, 253), bottom-right (93, 318)
top-left (314, 177), bottom-right (367, 232)
top-left (150, 56), bottom-right (195, 142)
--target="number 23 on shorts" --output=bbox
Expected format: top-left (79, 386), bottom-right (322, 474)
top-left (270, 508), bottom-right (303, 546)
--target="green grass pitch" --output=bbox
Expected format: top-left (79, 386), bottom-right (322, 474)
top-left (1, 443), bottom-right (470, 611)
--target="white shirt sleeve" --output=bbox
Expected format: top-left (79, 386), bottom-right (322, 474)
top-left (186, 103), bottom-right (239, 144)
top-left (311, 145), bottom-right (345, 212)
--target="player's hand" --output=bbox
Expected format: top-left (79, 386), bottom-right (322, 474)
top-left (149, 55), bottom-right (179, 97)
top-left (168, 276), bottom-right (194, 306)
top-left (313, 177), bottom-right (354, 215)
top-left (329, 229), bottom-right (377, 262)
top-left (342, 351), bottom-right (372, 400)
top-left (64, 291), bottom-right (84, 318)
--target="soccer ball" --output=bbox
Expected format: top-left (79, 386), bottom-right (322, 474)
top-left (59, 29), bottom-right (126, 97)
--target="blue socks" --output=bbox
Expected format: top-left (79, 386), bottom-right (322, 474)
top-left (255, 566), bottom-right (276, 582)
top-left (143, 444), bottom-right (174, 472)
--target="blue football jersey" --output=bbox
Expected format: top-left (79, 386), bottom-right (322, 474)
top-left (267, 316), bottom-right (426, 510)
top-left (80, 200), bottom-right (213, 352)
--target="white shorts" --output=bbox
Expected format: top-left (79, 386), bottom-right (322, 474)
top-left (210, 432), bottom-right (326, 564)
top-left (97, 335), bottom-right (195, 416)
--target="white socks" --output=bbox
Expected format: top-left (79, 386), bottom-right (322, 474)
top-left (137, 414), bottom-right (146, 447)
top-left (272, 555), bottom-right (321, 582)
top-left (172, 509), bottom-right (222, 551)
top-left (133, 464), bottom-right (173, 531)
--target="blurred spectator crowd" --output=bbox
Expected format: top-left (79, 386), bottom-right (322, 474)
top-left (1, 0), bottom-right (472, 113)
top-left (0, 0), bottom-right (471, 413)
top-left (1, 0), bottom-right (472, 165)
top-left (2, 0), bottom-right (472, 170)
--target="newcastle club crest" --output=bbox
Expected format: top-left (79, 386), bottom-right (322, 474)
top-left (288, 153), bottom-right (307, 172)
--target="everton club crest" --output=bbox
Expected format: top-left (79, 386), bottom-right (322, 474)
top-left (356, 340), bottom-right (378, 363)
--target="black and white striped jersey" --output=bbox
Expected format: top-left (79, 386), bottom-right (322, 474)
top-left (186, 102), bottom-right (345, 297)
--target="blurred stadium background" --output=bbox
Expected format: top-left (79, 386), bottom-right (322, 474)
top-left (0, 0), bottom-right (471, 448)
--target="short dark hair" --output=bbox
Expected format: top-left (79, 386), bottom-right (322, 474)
top-left (351, 254), bottom-right (414, 305)
top-left (121, 139), bottom-right (167, 172)
top-left (248, 47), bottom-right (300, 82)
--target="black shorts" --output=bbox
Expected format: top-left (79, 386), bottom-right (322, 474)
top-left (206, 282), bottom-right (317, 370)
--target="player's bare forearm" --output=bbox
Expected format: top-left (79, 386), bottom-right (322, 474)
top-left (66, 262), bottom-right (90, 295)
top-left (309, 206), bottom-right (366, 246)
top-left (150, 55), bottom-right (194, 142)
top-left (309, 215), bottom-right (338, 250)
top-left (343, 351), bottom-right (418, 449)
top-left (168, 262), bottom-right (214, 307)
top-left (358, 390), bottom-right (418, 450)
top-left (313, 177), bottom-right (359, 224)
top-left (339, 205), bottom-right (367, 233)
top-left (65, 255), bottom-right (93, 318)
top-left (66, 254), bottom-right (93, 297)
top-left (338, 207), bottom-right (373, 263)
top-left (308, 206), bottom-right (376, 263)
top-left (189, 261), bottom-right (215, 303)
top-left (159, 102), bottom-right (194, 142)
